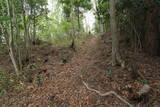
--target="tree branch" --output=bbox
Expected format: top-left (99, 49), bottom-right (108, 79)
top-left (83, 81), bottom-right (133, 107)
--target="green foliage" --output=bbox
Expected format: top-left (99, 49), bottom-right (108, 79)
top-left (34, 74), bottom-right (42, 85)
top-left (59, 0), bottom-right (92, 30)
top-left (0, 0), bottom-right (48, 75)
top-left (28, 63), bottom-right (38, 69)
top-left (38, 18), bottom-right (72, 45)
top-left (7, 104), bottom-right (14, 107)
top-left (139, 79), bottom-right (149, 84)
top-left (0, 16), bottom-right (11, 22)
top-left (59, 0), bottom-right (92, 16)
top-left (37, 1), bottom-right (92, 46)
top-left (105, 69), bottom-right (112, 78)
top-left (94, 0), bottom-right (160, 49)
top-left (38, 6), bottom-right (87, 46)
top-left (94, 0), bottom-right (110, 32)
top-left (0, 89), bottom-right (6, 96)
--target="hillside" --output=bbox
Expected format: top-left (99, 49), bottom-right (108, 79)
top-left (0, 34), bottom-right (160, 107)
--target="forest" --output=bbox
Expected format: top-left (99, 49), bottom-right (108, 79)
top-left (0, 0), bottom-right (160, 106)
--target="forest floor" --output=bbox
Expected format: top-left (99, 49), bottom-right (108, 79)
top-left (0, 34), bottom-right (160, 107)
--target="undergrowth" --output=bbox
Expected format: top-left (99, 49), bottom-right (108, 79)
top-left (0, 70), bottom-right (13, 96)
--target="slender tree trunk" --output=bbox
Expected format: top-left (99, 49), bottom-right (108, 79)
top-left (21, 0), bottom-right (30, 63)
top-left (70, 18), bottom-right (76, 51)
top-left (109, 0), bottom-right (124, 67)
top-left (95, 1), bottom-right (101, 33)
top-left (77, 7), bottom-right (81, 31)
top-left (14, 6), bottom-right (23, 71)
top-left (33, 9), bottom-right (36, 42)
top-left (6, 0), bottom-right (19, 75)
top-left (0, 24), bottom-right (19, 74)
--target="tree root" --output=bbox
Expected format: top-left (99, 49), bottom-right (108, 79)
top-left (83, 81), bottom-right (133, 107)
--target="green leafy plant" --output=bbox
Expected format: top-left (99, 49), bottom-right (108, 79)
top-left (0, 89), bottom-right (6, 96)
top-left (139, 79), bottom-right (149, 84)
top-left (27, 63), bottom-right (38, 69)
top-left (105, 69), bottom-right (112, 78)
top-left (7, 104), bottom-right (14, 107)
top-left (34, 74), bottom-right (42, 85)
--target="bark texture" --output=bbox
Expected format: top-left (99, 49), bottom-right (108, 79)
top-left (109, 0), bottom-right (124, 67)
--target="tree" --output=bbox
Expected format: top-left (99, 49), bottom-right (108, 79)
top-left (97, 0), bottom-right (160, 56)
top-left (59, 0), bottom-right (92, 31)
top-left (0, 0), bottom-right (48, 75)
top-left (58, 0), bottom-right (92, 50)
top-left (109, 0), bottom-right (124, 67)
top-left (95, 0), bottom-right (109, 33)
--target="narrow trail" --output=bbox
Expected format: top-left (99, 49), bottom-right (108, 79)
top-left (17, 36), bottom-right (99, 106)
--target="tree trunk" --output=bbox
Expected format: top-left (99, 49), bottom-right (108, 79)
top-left (21, 0), bottom-right (31, 63)
top-left (70, 21), bottom-right (76, 51)
top-left (33, 9), bottom-right (36, 42)
top-left (6, 0), bottom-right (19, 75)
top-left (77, 7), bottom-right (81, 31)
top-left (109, 0), bottom-right (124, 67)
top-left (144, 1), bottom-right (160, 56)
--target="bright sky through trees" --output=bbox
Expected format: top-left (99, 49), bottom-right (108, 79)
top-left (47, 0), bottom-right (95, 32)
top-left (83, 0), bottom-right (96, 32)
top-left (47, 0), bottom-right (55, 11)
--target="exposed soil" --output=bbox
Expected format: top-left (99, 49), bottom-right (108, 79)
top-left (0, 34), bottom-right (160, 107)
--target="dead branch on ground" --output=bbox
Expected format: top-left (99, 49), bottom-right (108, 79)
top-left (83, 81), bottom-right (133, 107)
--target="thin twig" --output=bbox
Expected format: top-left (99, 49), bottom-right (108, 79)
top-left (83, 81), bottom-right (133, 107)
top-left (88, 103), bottom-right (107, 107)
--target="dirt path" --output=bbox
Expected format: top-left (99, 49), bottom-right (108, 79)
top-left (1, 36), bottom-right (160, 107)
top-left (11, 36), bottom-right (100, 106)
